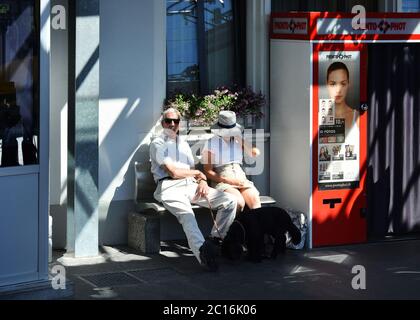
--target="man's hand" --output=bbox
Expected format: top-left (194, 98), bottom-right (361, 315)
top-left (194, 170), bottom-right (207, 181)
top-left (194, 180), bottom-right (209, 200)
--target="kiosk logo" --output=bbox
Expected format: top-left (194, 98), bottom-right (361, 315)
top-left (325, 53), bottom-right (352, 60)
top-left (289, 19), bottom-right (301, 33)
top-left (351, 265), bottom-right (366, 290)
top-left (272, 17), bottom-right (308, 35)
top-left (364, 20), bottom-right (406, 33)
top-left (378, 20), bottom-right (391, 33)
top-left (51, 265), bottom-right (66, 290)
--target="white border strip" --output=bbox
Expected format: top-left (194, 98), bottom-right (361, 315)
top-left (38, 0), bottom-right (51, 282)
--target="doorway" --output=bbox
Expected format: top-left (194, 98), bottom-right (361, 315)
top-left (0, 0), bottom-right (44, 288)
top-left (367, 43), bottom-right (420, 240)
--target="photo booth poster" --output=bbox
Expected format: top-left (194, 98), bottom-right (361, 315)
top-left (318, 51), bottom-right (360, 190)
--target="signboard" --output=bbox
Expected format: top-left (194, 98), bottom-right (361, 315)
top-left (317, 18), bottom-right (420, 35)
top-left (271, 12), bottom-right (420, 41)
top-left (272, 17), bottom-right (308, 35)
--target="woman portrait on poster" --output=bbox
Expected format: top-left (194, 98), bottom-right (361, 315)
top-left (319, 146), bottom-right (330, 161)
top-left (326, 62), bottom-right (359, 133)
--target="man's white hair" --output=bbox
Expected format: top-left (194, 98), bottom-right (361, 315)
top-left (162, 108), bottom-right (182, 120)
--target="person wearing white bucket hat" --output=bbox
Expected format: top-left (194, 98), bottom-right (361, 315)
top-left (202, 111), bottom-right (261, 214)
top-left (209, 110), bottom-right (243, 137)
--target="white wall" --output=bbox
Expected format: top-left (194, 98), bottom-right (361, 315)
top-left (246, 0), bottom-right (271, 195)
top-left (270, 40), bottom-right (311, 215)
top-left (50, 0), bottom-right (68, 207)
top-left (98, 0), bottom-right (166, 244)
top-left (49, 0), bottom-right (68, 249)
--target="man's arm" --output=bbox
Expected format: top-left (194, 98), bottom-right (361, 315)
top-left (163, 161), bottom-right (206, 181)
top-left (150, 138), bottom-right (206, 181)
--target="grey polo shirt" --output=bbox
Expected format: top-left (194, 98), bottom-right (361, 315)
top-left (149, 133), bottom-right (195, 183)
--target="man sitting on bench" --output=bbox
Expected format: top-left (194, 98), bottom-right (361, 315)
top-left (149, 108), bottom-right (237, 272)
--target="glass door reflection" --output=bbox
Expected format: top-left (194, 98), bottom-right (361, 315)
top-left (0, 0), bottom-right (38, 167)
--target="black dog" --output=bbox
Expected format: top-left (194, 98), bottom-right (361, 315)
top-left (221, 207), bottom-right (301, 262)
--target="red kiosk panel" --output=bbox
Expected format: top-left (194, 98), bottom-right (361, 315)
top-left (271, 12), bottom-right (420, 247)
top-left (312, 43), bottom-right (368, 247)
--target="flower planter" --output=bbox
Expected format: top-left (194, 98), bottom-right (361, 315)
top-left (164, 85), bottom-right (265, 131)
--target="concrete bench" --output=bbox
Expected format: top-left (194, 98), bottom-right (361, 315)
top-left (128, 161), bottom-right (276, 253)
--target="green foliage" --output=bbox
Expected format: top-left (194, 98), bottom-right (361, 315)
top-left (164, 85), bottom-right (265, 126)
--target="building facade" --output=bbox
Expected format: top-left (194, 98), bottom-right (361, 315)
top-left (1, 0), bottom-right (419, 294)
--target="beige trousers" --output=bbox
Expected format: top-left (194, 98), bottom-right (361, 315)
top-left (154, 177), bottom-right (237, 263)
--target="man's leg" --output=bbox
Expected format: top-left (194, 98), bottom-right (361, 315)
top-left (155, 180), bottom-right (218, 271)
top-left (159, 195), bottom-right (205, 263)
top-left (154, 180), bottom-right (206, 262)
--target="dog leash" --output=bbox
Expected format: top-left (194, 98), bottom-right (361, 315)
top-left (204, 195), bottom-right (223, 240)
top-left (203, 194), bottom-right (247, 244)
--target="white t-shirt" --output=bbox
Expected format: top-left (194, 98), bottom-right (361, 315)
top-left (149, 134), bottom-right (195, 182)
top-left (202, 136), bottom-right (243, 168)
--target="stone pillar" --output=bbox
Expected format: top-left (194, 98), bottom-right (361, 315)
top-left (67, 0), bottom-right (99, 257)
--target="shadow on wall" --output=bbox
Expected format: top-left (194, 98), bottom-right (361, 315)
top-left (100, 141), bottom-right (155, 245)
top-left (50, 0), bottom-right (167, 248)
top-left (97, 93), bottom-right (166, 245)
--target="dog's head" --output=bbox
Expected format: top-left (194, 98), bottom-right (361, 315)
top-left (221, 221), bottom-right (244, 260)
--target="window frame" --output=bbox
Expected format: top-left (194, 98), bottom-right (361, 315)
top-left (166, 0), bottom-right (244, 96)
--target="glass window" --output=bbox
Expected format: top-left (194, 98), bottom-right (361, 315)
top-left (166, 0), bottom-right (245, 95)
top-left (167, 0), bottom-right (200, 94)
top-left (402, 0), bottom-right (420, 12)
top-left (0, 0), bottom-right (38, 167)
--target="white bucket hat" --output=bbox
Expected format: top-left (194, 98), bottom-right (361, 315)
top-left (210, 110), bottom-right (243, 136)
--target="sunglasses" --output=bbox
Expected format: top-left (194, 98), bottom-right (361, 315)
top-left (163, 118), bottom-right (180, 124)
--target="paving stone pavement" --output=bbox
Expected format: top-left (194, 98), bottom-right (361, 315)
top-left (51, 238), bottom-right (420, 300)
